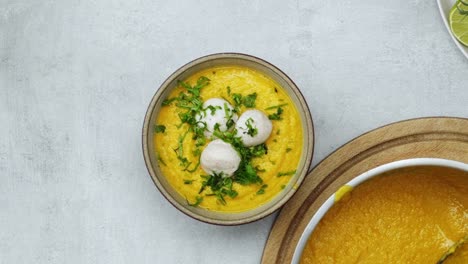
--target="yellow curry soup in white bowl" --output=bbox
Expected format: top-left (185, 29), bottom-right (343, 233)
top-left (142, 53), bottom-right (314, 225)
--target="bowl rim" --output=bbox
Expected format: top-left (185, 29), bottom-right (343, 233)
top-left (142, 52), bottom-right (315, 225)
top-left (291, 157), bottom-right (468, 263)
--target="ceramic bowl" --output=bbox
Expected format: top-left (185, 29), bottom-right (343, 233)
top-left (292, 158), bottom-right (468, 263)
top-left (437, 0), bottom-right (468, 59)
top-left (142, 53), bottom-right (314, 225)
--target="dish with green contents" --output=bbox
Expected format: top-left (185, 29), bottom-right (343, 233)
top-left (438, 0), bottom-right (468, 58)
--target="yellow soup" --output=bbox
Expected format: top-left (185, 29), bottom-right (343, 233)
top-left (301, 166), bottom-right (468, 264)
top-left (154, 66), bottom-right (303, 212)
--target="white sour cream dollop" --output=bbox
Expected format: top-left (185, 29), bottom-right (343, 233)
top-left (235, 109), bottom-right (272, 147)
top-left (196, 98), bottom-right (237, 138)
top-left (200, 139), bottom-right (241, 177)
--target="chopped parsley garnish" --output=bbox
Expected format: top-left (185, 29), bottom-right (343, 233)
top-left (277, 170), bottom-right (296, 177)
top-left (242, 93), bottom-right (257, 108)
top-left (224, 103), bottom-right (236, 129)
top-left (232, 93), bottom-right (242, 107)
top-left (192, 148), bottom-right (202, 157)
top-left (286, 147), bottom-right (292, 152)
top-left (187, 196), bottom-right (203, 207)
top-left (154, 125), bottom-right (166, 133)
top-left (281, 184), bottom-right (286, 189)
top-left (265, 103), bottom-right (288, 110)
top-left (213, 127), bottom-right (266, 186)
top-left (245, 118), bottom-right (258, 137)
top-left (256, 184), bottom-right (268, 195)
top-left (231, 92), bottom-right (257, 109)
top-left (235, 162), bottom-right (261, 185)
top-left (174, 130), bottom-right (189, 167)
top-left (163, 76), bottom-right (209, 126)
top-left (199, 173), bottom-right (238, 205)
top-left (162, 97), bottom-right (176, 106)
top-left (196, 127), bottom-right (268, 204)
top-left (184, 159), bottom-right (200, 173)
top-left (266, 103), bottom-right (287, 120)
top-left (184, 179), bottom-right (194, 184)
top-left (163, 76), bottom-right (211, 166)
top-left (206, 105), bottom-right (221, 115)
top-left (268, 107), bottom-right (284, 120)
top-left (255, 166), bottom-right (266, 172)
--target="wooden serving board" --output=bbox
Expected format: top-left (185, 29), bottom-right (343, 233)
top-left (261, 117), bottom-right (468, 264)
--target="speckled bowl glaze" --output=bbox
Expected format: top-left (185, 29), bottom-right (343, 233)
top-left (292, 158), bottom-right (468, 263)
top-left (142, 53), bottom-right (314, 225)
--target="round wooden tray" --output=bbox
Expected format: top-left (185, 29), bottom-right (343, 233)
top-left (261, 117), bottom-right (468, 264)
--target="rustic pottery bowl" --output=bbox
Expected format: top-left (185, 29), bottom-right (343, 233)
top-left (292, 158), bottom-right (468, 263)
top-left (142, 53), bottom-right (314, 225)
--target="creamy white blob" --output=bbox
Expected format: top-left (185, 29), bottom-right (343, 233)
top-left (235, 109), bottom-right (272, 147)
top-left (196, 98), bottom-right (237, 138)
top-left (200, 139), bottom-right (241, 177)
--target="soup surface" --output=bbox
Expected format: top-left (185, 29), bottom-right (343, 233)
top-left (154, 66), bottom-right (303, 212)
top-left (301, 166), bottom-right (468, 263)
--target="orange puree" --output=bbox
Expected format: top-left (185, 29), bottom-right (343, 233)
top-left (301, 166), bottom-right (468, 264)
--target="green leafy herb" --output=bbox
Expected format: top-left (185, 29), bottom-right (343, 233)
top-left (184, 179), bottom-right (194, 184)
top-left (227, 86), bottom-right (231, 95)
top-left (199, 173), bottom-right (238, 205)
top-left (286, 147), bottom-right (292, 152)
top-left (235, 163), bottom-right (261, 185)
top-left (174, 130), bottom-right (189, 166)
top-left (154, 125), bottom-right (166, 133)
top-left (166, 76), bottom-right (210, 128)
top-left (232, 93), bottom-right (242, 107)
top-left (223, 103), bottom-right (236, 130)
top-left (242, 93), bottom-right (257, 108)
top-left (162, 97), bottom-right (177, 106)
top-left (277, 170), bottom-right (296, 177)
top-left (206, 105), bottom-right (221, 115)
top-left (281, 185), bottom-right (286, 189)
top-left (187, 196), bottom-right (203, 207)
top-left (192, 148), bottom-right (202, 157)
top-left (164, 76), bottom-right (211, 166)
top-left (184, 160), bottom-right (200, 173)
top-left (265, 103), bottom-right (288, 110)
top-left (255, 166), bottom-right (266, 172)
top-left (212, 128), bottom-right (266, 186)
top-left (245, 118), bottom-right (258, 136)
top-left (256, 184), bottom-right (268, 195)
top-left (268, 107), bottom-right (284, 120)
top-left (231, 92), bottom-right (257, 109)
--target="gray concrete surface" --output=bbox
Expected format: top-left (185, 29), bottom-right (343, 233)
top-left (1, 0), bottom-right (467, 263)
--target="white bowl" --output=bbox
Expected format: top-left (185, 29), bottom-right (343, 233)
top-left (292, 158), bottom-right (468, 263)
top-left (437, 0), bottom-right (468, 59)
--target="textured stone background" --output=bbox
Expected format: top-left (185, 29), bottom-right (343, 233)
top-left (1, 0), bottom-right (467, 263)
